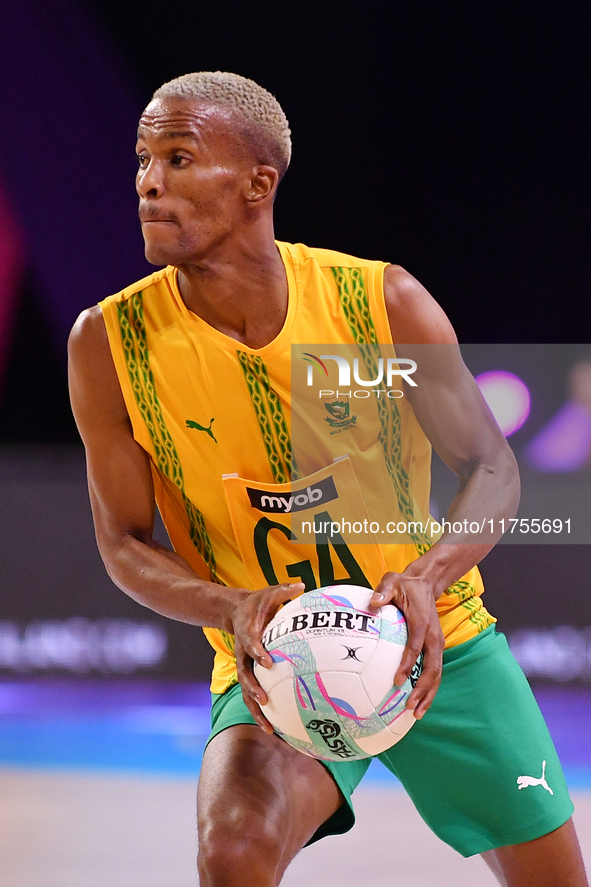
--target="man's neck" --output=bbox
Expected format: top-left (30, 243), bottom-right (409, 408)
top-left (176, 233), bottom-right (288, 350)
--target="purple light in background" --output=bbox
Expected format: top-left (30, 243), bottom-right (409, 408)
top-left (475, 371), bottom-right (531, 437)
top-left (0, 0), bottom-right (149, 357)
top-left (0, 178), bottom-right (25, 389)
top-left (526, 401), bottom-right (591, 472)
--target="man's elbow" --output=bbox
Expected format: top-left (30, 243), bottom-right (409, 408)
top-left (473, 447), bottom-right (521, 511)
top-left (96, 528), bottom-right (152, 592)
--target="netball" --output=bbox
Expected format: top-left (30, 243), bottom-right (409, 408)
top-left (254, 585), bottom-right (423, 761)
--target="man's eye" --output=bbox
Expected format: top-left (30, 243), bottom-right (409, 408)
top-left (137, 154), bottom-right (149, 169)
top-left (170, 154), bottom-right (187, 167)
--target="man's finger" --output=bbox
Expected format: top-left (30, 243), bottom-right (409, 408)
top-left (404, 631), bottom-right (443, 716)
top-left (407, 662), bottom-right (442, 718)
top-left (239, 660), bottom-right (268, 706)
top-left (280, 581), bottom-right (305, 599)
top-left (243, 636), bottom-right (273, 671)
top-left (235, 642), bottom-right (267, 701)
top-left (235, 642), bottom-right (275, 733)
top-left (262, 581), bottom-right (305, 615)
top-left (370, 573), bottom-right (399, 607)
top-left (240, 683), bottom-right (275, 733)
top-left (245, 582), bottom-right (306, 667)
top-left (394, 638), bottom-right (425, 687)
top-left (394, 610), bottom-right (429, 685)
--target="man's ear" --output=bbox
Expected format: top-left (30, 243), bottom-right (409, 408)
top-left (245, 165), bottom-right (279, 204)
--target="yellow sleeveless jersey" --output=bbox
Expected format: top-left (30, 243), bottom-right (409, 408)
top-left (100, 241), bottom-right (494, 694)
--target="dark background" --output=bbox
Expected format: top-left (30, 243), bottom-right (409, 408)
top-left (3, 0), bottom-right (590, 446)
top-left (1, 0), bottom-right (590, 681)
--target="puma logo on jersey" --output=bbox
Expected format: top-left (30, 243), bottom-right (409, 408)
top-left (186, 418), bottom-right (217, 442)
top-left (517, 760), bottom-right (554, 795)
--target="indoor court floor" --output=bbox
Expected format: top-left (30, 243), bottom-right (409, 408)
top-left (0, 680), bottom-right (589, 887)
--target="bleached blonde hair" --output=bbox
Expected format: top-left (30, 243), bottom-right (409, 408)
top-left (152, 71), bottom-right (291, 180)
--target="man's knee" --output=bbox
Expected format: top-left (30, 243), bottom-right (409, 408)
top-left (482, 819), bottom-right (588, 887)
top-left (198, 805), bottom-right (285, 886)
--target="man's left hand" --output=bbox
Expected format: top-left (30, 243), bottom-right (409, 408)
top-left (371, 571), bottom-right (444, 718)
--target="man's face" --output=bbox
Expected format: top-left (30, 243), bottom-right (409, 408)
top-left (135, 97), bottom-right (253, 266)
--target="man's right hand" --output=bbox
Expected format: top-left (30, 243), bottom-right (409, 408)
top-left (232, 582), bottom-right (305, 733)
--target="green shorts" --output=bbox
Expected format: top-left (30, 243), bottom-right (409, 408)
top-left (207, 626), bottom-right (574, 857)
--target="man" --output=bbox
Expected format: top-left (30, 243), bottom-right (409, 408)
top-left (68, 72), bottom-right (587, 886)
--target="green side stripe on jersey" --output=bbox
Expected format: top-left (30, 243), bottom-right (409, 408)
top-left (237, 351), bottom-right (300, 483)
top-left (219, 630), bottom-right (236, 654)
top-left (223, 675), bottom-right (239, 693)
top-left (331, 266), bottom-right (479, 602)
top-left (459, 594), bottom-right (494, 631)
top-left (117, 298), bottom-right (175, 480)
top-left (332, 266), bottom-right (378, 345)
top-left (116, 293), bottom-right (221, 584)
top-left (443, 579), bottom-right (475, 601)
top-left (331, 267), bottom-right (428, 551)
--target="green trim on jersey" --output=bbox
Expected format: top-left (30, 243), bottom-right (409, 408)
top-left (237, 350), bottom-right (300, 483)
top-left (116, 293), bottom-right (221, 584)
top-left (331, 267), bottom-right (429, 551)
top-left (457, 594), bottom-right (493, 630)
top-left (331, 266), bottom-right (484, 611)
top-left (332, 267), bottom-right (378, 345)
top-left (218, 630), bottom-right (236, 655)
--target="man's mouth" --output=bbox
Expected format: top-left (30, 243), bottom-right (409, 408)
top-left (139, 209), bottom-right (178, 224)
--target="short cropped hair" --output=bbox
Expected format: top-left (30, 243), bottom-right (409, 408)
top-left (153, 72), bottom-right (291, 180)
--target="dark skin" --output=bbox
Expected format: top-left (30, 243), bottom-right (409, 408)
top-left (68, 96), bottom-right (587, 887)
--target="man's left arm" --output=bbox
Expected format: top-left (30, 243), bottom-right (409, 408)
top-left (371, 264), bottom-right (520, 717)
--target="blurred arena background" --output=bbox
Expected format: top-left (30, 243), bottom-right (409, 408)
top-left (0, 1), bottom-right (590, 883)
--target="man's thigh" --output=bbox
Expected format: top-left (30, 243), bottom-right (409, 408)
top-left (206, 682), bottom-right (371, 845)
top-left (197, 724), bottom-right (344, 877)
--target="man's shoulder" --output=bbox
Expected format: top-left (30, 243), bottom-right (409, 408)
top-left (280, 241), bottom-right (388, 271)
top-left (99, 266), bottom-right (175, 310)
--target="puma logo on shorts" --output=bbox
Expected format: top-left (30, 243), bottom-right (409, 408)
top-left (517, 760), bottom-right (554, 795)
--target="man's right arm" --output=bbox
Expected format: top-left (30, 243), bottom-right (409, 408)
top-left (68, 307), bottom-right (300, 728)
top-left (68, 305), bottom-right (249, 629)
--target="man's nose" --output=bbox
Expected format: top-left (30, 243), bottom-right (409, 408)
top-left (136, 161), bottom-right (164, 198)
